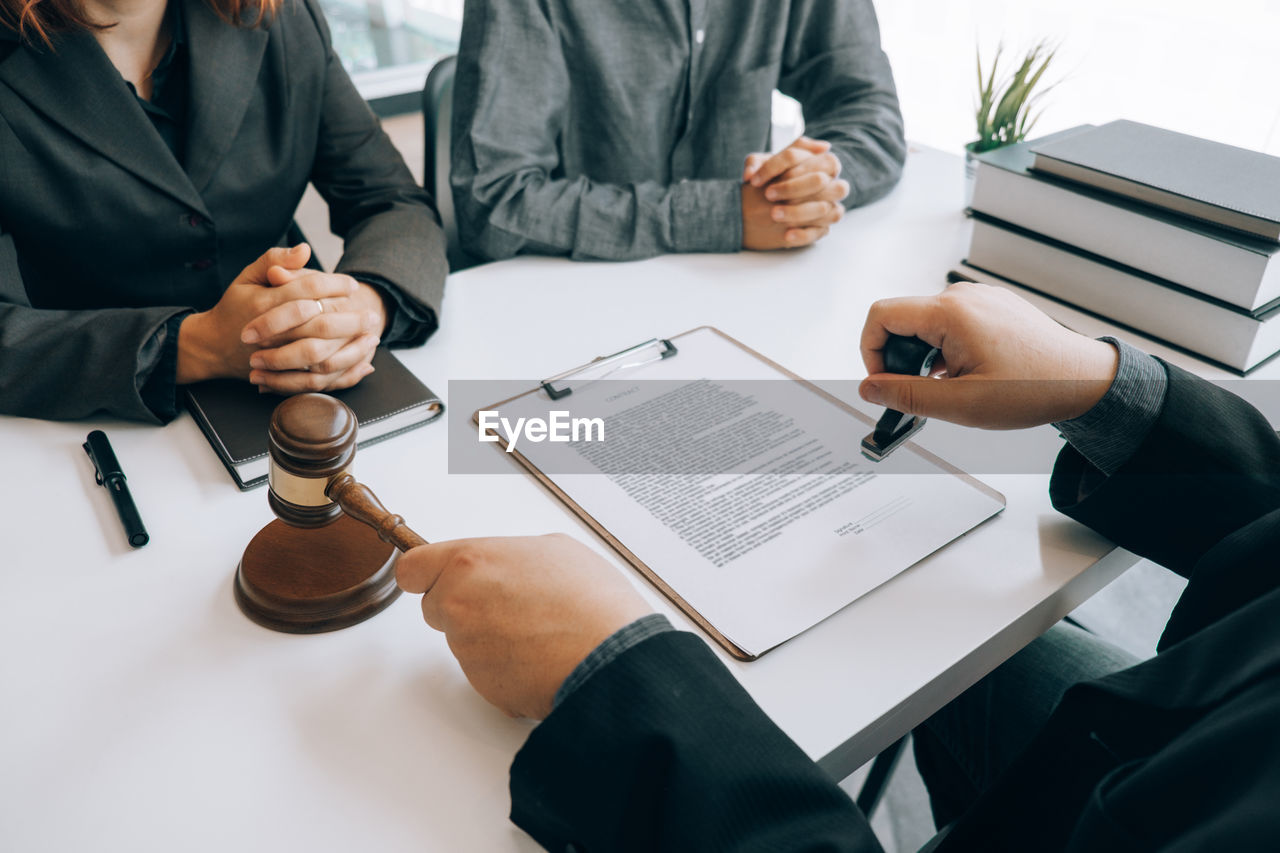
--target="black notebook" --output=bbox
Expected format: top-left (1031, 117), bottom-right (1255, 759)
top-left (185, 348), bottom-right (444, 490)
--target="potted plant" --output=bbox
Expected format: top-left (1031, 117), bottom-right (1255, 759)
top-left (965, 41), bottom-right (1057, 204)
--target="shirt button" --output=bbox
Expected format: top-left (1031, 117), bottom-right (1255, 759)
top-left (694, 28), bottom-right (705, 44)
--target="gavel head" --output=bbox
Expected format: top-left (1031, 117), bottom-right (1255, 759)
top-left (267, 394), bottom-right (357, 528)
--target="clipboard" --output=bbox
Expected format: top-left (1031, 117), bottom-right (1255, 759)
top-left (474, 326), bottom-right (1005, 661)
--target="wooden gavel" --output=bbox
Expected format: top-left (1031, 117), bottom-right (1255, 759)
top-left (266, 393), bottom-right (427, 551)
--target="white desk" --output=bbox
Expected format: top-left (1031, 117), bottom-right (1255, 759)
top-left (3, 146), bottom-right (1271, 852)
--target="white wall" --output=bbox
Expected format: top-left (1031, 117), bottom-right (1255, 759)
top-left (873, 0), bottom-right (1280, 156)
top-left (380, 0), bottom-right (1280, 159)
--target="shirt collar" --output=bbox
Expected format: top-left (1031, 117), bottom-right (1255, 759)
top-left (151, 0), bottom-right (186, 81)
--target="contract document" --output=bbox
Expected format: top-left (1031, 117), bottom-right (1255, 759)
top-left (476, 327), bottom-right (1005, 659)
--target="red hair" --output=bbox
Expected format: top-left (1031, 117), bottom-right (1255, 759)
top-left (1, 0), bottom-right (282, 46)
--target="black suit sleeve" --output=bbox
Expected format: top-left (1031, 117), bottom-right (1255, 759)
top-left (301, 0), bottom-right (447, 344)
top-left (0, 98), bottom-right (184, 422)
top-left (0, 217), bottom-right (188, 423)
top-left (510, 631), bottom-right (882, 853)
top-left (1050, 360), bottom-right (1280, 578)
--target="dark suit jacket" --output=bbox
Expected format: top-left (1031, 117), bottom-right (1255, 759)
top-left (510, 362), bottom-right (1280, 852)
top-left (0, 0), bottom-right (447, 423)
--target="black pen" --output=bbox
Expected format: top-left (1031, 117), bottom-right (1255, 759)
top-left (83, 430), bottom-right (150, 548)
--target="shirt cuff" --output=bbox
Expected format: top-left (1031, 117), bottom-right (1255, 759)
top-left (831, 147), bottom-right (859, 209)
top-left (352, 273), bottom-right (439, 348)
top-left (670, 179), bottom-right (743, 254)
top-left (137, 311), bottom-right (190, 423)
top-left (552, 613), bottom-right (675, 709)
top-left (1052, 337), bottom-right (1168, 476)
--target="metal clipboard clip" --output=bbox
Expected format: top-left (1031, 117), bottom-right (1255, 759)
top-left (541, 338), bottom-right (679, 400)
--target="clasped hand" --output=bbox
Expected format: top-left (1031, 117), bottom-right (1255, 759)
top-left (741, 136), bottom-right (849, 250)
top-left (177, 244), bottom-right (386, 392)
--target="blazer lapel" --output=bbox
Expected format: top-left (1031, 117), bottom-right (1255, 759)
top-left (183, 0), bottom-right (269, 193)
top-left (0, 27), bottom-right (207, 214)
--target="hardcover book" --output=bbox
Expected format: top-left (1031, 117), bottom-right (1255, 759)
top-left (973, 130), bottom-right (1280, 311)
top-left (966, 213), bottom-right (1280, 375)
top-left (1031, 120), bottom-right (1280, 242)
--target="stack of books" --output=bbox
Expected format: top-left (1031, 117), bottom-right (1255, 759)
top-left (964, 120), bottom-right (1280, 374)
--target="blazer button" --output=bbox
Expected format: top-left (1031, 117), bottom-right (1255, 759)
top-left (187, 258), bottom-right (214, 271)
top-left (186, 213), bottom-right (205, 228)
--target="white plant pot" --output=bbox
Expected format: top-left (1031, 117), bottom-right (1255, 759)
top-left (964, 142), bottom-right (980, 208)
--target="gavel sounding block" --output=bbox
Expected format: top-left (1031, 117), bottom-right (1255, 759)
top-left (235, 514), bottom-right (401, 634)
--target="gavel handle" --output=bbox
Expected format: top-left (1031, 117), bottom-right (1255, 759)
top-left (327, 473), bottom-right (428, 552)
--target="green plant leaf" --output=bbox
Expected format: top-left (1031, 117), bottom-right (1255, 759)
top-left (973, 38), bottom-right (1058, 149)
top-left (974, 44), bottom-right (1004, 142)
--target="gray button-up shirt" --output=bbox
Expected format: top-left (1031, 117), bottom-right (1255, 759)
top-left (451, 0), bottom-right (907, 262)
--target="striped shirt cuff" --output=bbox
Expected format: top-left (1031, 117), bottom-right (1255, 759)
top-left (1053, 337), bottom-right (1167, 476)
top-left (553, 613), bottom-right (676, 709)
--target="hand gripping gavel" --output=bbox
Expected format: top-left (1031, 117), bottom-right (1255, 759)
top-left (266, 393), bottom-right (427, 551)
